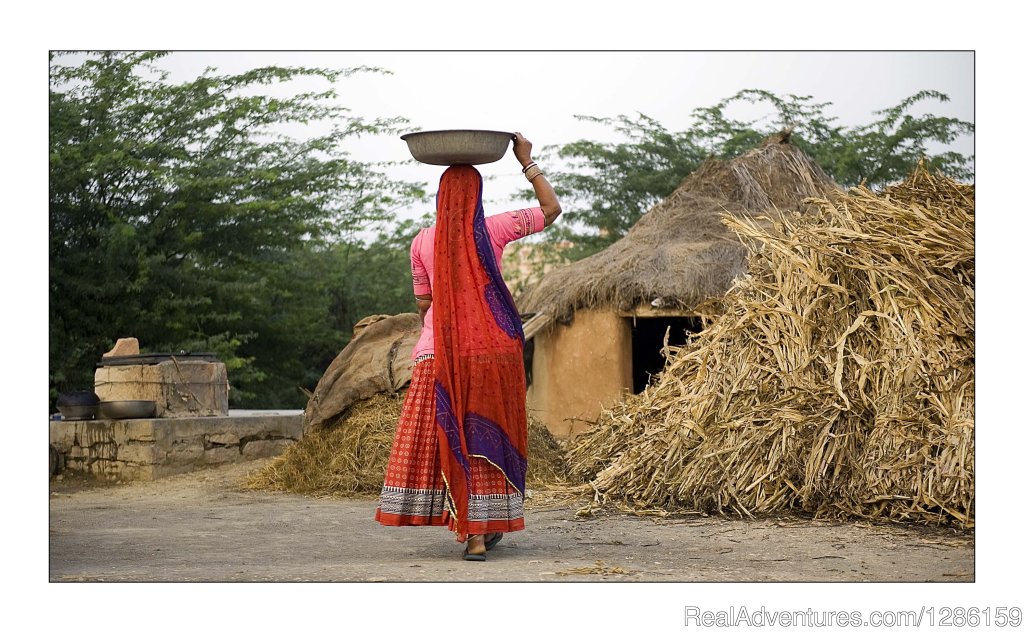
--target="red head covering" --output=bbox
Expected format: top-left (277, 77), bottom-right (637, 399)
top-left (431, 165), bottom-right (528, 540)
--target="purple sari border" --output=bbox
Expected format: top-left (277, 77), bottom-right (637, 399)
top-left (433, 381), bottom-right (471, 477)
top-left (470, 179), bottom-right (525, 344)
top-left (464, 411), bottom-right (528, 494)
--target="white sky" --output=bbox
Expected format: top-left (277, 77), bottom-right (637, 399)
top-left (10, 0), bottom-right (1023, 627)
top-left (151, 51), bottom-right (974, 221)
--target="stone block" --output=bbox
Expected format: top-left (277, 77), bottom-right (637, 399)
top-left (94, 364), bottom-right (154, 402)
top-left (49, 420), bottom-right (79, 451)
top-left (94, 442), bottom-right (118, 460)
top-left (167, 418), bottom-right (215, 440)
top-left (227, 415), bottom-right (304, 440)
top-left (166, 439), bottom-right (205, 465)
top-left (94, 360), bottom-right (229, 418)
top-left (111, 419), bottom-right (159, 443)
top-left (203, 446), bottom-right (240, 464)
top-left (68, 445), bottom-right (89, 459)
top-left (207, 432), bottom-right (240, 446)
top-left (103, 337), bottom-right (140, 357)
top-left (241, 439), bottom-right (295, 459)
top-left (117, 442), bottom-right (162, 464)
top-left (77, 421), bottom-right (117, 448)
top-left (88, 459), bottom-right (153, 481)
top-left (63, 456), bottom-right (87, 471)
top-left (77, 458), bottom-right (122, 480)
top-left (177, 416), bottom-right (302, 443)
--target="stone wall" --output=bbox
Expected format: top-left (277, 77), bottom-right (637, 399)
top-left (49, 413), bottom-right (302, 481)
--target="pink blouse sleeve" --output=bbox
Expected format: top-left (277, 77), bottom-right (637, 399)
top-left (410, 230), bottom-right (431, 296)
top-left (487, 207), bottom-right (547, 248)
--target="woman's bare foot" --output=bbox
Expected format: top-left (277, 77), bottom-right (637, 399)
top-left (466, 534), bottom-right (486, 556)
top-left (462, 534), bottom-right (487, 561)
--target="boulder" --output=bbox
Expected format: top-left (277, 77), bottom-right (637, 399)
top-left (103, 337), bottom-right (140, 358)
top-left (303, 313), bottom-right (420, 433)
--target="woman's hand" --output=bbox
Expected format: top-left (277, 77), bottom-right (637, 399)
top-left (513, 131), bottom-right (562, 227)
top-left (512, 132), bottom-right (533, 167)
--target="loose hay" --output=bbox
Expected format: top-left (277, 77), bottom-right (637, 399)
top-left (567, 165), bottom-right (974, 528)
top-left (245, 393), bottom-right (405, 497)
top-left (246, 392), bottom-right (569, 497)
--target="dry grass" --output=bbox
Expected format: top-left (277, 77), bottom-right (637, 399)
top-left (245, 392), bottom-right (569, 497)
top-left (567, 165), bottom-right (974, 528)
top-left (245, 393), bottom-right (405, 497)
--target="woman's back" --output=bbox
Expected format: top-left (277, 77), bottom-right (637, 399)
top-left (409, 206), bottom-right (546, 361)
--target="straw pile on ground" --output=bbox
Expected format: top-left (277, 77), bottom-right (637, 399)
top-left (246, 392), bottom-right (568, 498)
top-left (245, 393), bottom-right (405, 497)
top-left (568, 165), bottom-right (974, 528)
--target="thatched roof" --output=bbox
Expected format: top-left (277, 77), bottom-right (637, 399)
top-left (519, 131), bottom-right (840, 323)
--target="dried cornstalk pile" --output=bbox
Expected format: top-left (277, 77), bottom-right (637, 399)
top-left (246, 392), bottom-right (568, 498)
top-left (568, 166), bottom-right (974, 527)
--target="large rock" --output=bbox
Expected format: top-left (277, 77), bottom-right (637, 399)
top-left (303, 313), bottom-right (420, 433)
top-left (102, 337), bottom-right (140, 358)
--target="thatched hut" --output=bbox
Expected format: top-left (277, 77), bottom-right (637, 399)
top-left (520, 132), bottom-right (840, 437)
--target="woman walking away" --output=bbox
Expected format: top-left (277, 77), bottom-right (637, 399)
top-left (375, 132), bottom-right (562, 561)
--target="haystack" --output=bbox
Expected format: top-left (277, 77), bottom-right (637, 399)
top-left (567, 165), bottom-right (974, 528)
top-left (246, 392), bottom-right (406, 496)
top-left (246, 392), bottom-right (567, 497)
top-left (522, 132), bottom-right (840, 438)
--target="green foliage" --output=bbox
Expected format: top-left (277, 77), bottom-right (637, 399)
top-left (536, 113), bottom-right (704, 259)
top-left (231, 222), bottom-right (423, 407)
top-left (538, 89), bottom-right (974, 258)
top-left (49, 51), bottom-right (424, 408)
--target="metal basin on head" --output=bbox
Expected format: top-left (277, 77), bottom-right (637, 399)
top-left (400, 129), bottom-right (514, 166)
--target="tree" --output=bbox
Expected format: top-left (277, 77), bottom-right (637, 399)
top-left (49, 51), bottom-right (424, 407)
top-left (228, 220), bottom-right (424, 406)
top-left (538, 89), bottom-right (974, 258)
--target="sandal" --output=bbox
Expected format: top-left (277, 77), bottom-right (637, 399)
top-left (462, 547), bottom-right (486, 562)
top-left (484, 532), bottom-right (504, 551)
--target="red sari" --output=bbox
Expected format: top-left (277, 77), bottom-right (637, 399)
top-left (375, 165), bottom-right (528, 542)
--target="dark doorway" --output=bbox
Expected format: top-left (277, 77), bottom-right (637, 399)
top-left (630, 316), bottom-right (702, 394)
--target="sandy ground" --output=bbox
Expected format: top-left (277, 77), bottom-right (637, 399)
top-left (49, 460), bottom-right (974, 582)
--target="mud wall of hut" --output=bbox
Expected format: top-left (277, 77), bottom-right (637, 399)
top-left (527, 309), bottom-right (632, 438)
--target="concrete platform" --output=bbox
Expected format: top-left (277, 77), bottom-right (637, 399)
top-left (49, 410), bottom-right (303, 481)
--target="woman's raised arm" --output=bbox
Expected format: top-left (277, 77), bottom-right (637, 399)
top-left (512, 132), bottom-right (561, 227)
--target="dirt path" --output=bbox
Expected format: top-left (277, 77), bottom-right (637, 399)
top-left (49, 460), bottom-right (974, 582)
